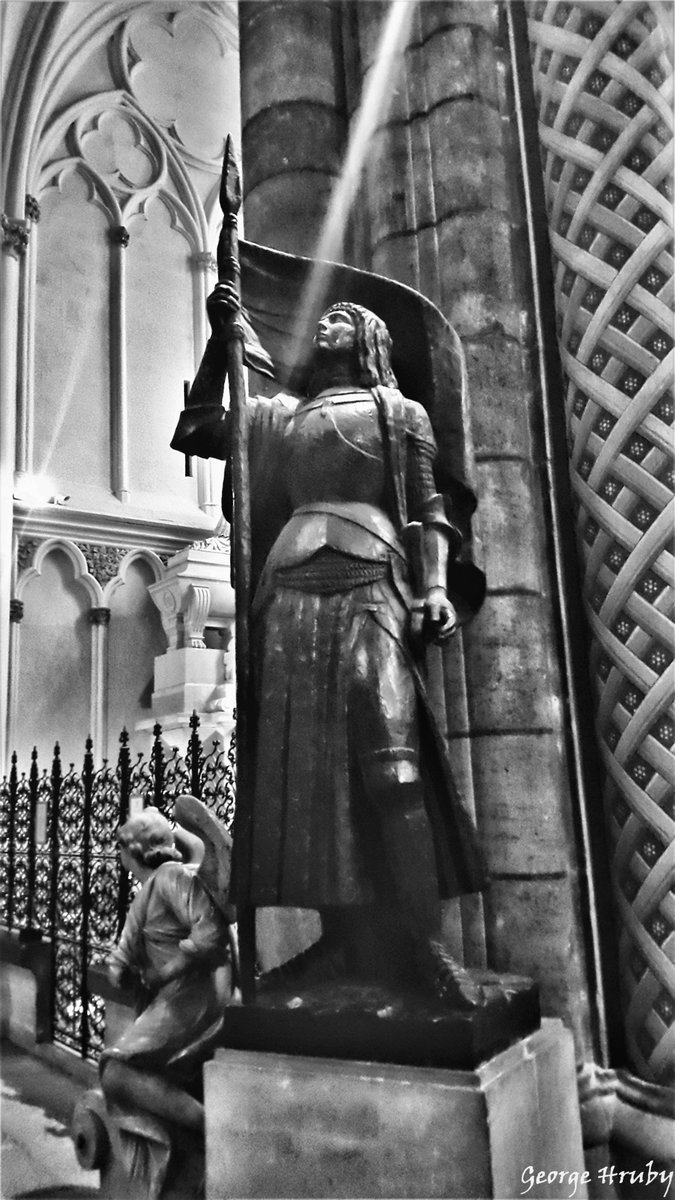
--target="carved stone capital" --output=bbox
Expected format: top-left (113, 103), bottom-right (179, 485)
top-left (17, 538), bottom-right (40, 572)
top-left (25, 195), bottom-right (41, 223)
top-left (2, 214), bottom-right (29, 257)
top-left (108, 225), bottom-right (130, 247)
top-left (192, 251), bottom-right (217, 273)
top-left (89, 607), bottom-right (111, 627)
top-left (9, 599), bottom-right (24, 623)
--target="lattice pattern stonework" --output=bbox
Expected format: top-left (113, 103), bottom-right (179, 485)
top-left (527, 1), bottom-right (673, 1084)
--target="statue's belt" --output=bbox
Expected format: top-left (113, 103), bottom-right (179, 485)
top-left (274, 552), bottom-right (388, 594)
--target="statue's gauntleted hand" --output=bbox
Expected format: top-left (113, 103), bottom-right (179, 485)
top-left (411, 587), bottom-right (457, 644)
top-left (206, 282), bottom-right (241, 340)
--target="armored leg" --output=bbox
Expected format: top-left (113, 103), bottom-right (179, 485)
top-left (353, 620), bottom-right (484, 1009)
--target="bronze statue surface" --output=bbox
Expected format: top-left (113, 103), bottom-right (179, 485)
top-left (172, 279), bottom-right (489, 1011)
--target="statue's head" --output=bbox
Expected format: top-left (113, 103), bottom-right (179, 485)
top-left (117, 806), bottom-right (182, 870)
top-left (311, 302), bottom-right (398, 389)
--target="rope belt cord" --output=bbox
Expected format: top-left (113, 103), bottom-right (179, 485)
top-left (274, 551), bottom-right (389, 594)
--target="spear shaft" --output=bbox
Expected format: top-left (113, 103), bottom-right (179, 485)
top-left (218, 137), bottom-right (255, 1001)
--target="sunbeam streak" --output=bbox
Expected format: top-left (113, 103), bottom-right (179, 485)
top-left (288, 0), bottom-right (417, 375)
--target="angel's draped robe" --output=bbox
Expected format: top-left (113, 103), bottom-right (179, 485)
top-left (103, 862), bottom-right (231, 1077)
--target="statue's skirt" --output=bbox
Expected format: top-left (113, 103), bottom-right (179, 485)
top-left (249, 570), bottom-right (421, 910)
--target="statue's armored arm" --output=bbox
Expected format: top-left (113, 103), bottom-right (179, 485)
top-left (405, 434), bottom-right (462, 641)
top-left (171, 281), bottom-right (269, 462)
top-left (418, 493), bottom-right (462, 593)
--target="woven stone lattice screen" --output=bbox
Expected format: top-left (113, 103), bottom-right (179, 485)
top-left (526, 1), bottom-right (673, 1083)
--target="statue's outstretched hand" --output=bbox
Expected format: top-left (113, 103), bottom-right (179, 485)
top-left (411, 587), bottom-right (457, 644)
top-left (207, 282), bottom-right (241, 339)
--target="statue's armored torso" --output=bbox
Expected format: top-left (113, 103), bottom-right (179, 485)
top-left (283, 391), bottom-right (386, 507)
top-left (268, 389), bottom-right (396, 570)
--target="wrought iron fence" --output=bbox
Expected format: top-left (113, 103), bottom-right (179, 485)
top-left (0, 714), bottom-right (236, 1060)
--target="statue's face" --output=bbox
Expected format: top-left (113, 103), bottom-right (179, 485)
top-left (313, 307), bottom-right (356, 353)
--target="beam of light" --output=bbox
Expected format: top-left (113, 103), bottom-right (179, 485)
top-left (288, 0), bottom-right (417, 378)
top-left (24, 327), bottom-right (94, 516)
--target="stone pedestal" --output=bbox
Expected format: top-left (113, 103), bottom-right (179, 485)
top-left (204, 1019), bottom-right (586, 1199)
top-left (140, 534), bottom-right (236, 749)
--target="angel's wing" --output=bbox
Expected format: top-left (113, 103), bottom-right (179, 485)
top-left (239, 238), bottom-right (475, 497)
top-left (173, 794), bottom-right (235, 923)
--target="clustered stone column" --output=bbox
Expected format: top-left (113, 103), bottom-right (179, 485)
top-left (349, 0), bottom-right (596, 1054)
top-left (238, 0), bottom-right (595, 1057)
top-left (1, 212), bottom-right (30, 767)
top-left (239, 1), bottom-right (348, 253)
top-left (89, 606), bottom-right (111, 758)
top-left (524, 1), bottom-right (673, 1086)
top-left (108, 224), bottom-right (130, 502)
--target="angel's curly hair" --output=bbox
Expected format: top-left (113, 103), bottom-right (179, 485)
top-left (316, 302), bottom-right (399, 389)
top-left (117, 806), bottom-right (182, 869)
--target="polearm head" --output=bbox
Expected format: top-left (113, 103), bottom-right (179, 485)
top-left (218, 135), bottom-right (241, 285)
top-left (221, 134), bottom-right (242, 217)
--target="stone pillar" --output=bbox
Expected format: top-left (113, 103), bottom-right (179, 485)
top-left (237, 0), bottom-right (596, 1052)
top-left (108, 224), bottom-right (130, 503)
top-left (239, 0), bottom-right (348, 253)
top-left (191, 249), bottom-right (221, 517)
top-left (1, 214), bottom-right (29, 770)
top-left (89, 607), bottom-right (111, 762)
top-left (350, 1), bottom-right (595, 1054)
top-left (7, 599), bottom-right (23, 763)
top-left (524, 1), bottom-right (673, 1086)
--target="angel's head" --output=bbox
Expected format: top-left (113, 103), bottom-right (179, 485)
top-left (117, 806), bottom-right (181, 877)
top-left (311, 302), bottom-right (398, 391)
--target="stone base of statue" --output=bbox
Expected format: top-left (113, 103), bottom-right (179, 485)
top-left (205, 1017), bottom-right (586, 1199)
top-left (72, 1088), bottom-right (203, 1200)
top-left (223, 972), bottom-right (540, 1069)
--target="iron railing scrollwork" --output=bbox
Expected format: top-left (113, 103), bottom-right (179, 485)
top-left (0, 713), bottom-right (236, 1060)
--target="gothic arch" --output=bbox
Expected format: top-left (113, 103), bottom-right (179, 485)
top-left (16, 536), bottom-right (103, 607)
top-left (103, 546), bottom-right (165, 604)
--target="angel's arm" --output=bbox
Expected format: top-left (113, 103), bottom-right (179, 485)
top-left (106, 889), bottom-right (147, 985)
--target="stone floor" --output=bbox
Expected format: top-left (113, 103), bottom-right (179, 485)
top-left (1, 1040), bottom-right (99, 1199)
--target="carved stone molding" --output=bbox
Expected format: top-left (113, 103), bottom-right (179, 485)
top-left (2, 214), bottom-right (29, 257)
top-left (526, 1), bottom-right (674, 1085)
top-left (77, 543), bottom-right (125, 586)
top-left (24, 195), bottom-right (41, 223)
top-left (88, 607), bottom-right (111, 626)
top-left (192, 251), bottom-right (217, 273)
top-left (190, 534), bottom-right (230, 553)
top-left (184, 585), bottom-right (211, 648)
top-left (9, 600), bottom-right (24, 624)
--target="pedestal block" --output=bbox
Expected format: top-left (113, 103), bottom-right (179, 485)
top-left (204, 1019), bottom-right (586, 1199)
